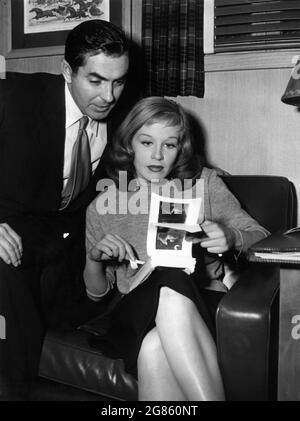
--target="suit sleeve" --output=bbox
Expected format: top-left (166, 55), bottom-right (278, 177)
top-left (0, 79), bottom-right (4, 132)
top-left (0, 93), bottom-right (19, 224)
top-left (0, 80), bottom-right (8, 223)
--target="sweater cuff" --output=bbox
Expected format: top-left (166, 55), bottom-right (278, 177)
top-left (231, 227), bottom-right (244, 259)
top-left (86, 281), bottom-right (112, 301)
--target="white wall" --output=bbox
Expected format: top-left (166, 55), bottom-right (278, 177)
top-left (176, 52), bottom-right (300, 223)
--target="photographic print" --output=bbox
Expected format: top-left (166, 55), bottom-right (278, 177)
top-left (24, 0), bottom-right (109, 34)
top-left (144, 192), bottom-right (203, 274)
top-left (158, 200), bottom-right (188, 224)
top-left (156, 227), bottom-right (184, 251)
top-left (147, 192), bottom-right (203, 258)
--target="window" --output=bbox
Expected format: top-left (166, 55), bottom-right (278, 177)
top-left (204, 0), bottom-right (300, 53)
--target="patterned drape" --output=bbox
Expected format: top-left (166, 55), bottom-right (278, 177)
top-left (142, 0), bottom-right (204, 98)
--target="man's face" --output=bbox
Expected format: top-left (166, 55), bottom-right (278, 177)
top-left (63, 52), bottom-right (129, 120)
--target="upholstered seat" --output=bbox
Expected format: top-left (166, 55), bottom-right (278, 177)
top-left (39, 329), bottom-right (137, 401)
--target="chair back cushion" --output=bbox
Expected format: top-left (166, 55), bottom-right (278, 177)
top-left (221, 175), bottom-right (296, 233)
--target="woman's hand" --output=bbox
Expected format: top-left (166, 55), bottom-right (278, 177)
top-left (186, 220), bottom-right (236, 254)
top-left (88, 233), bottom-right (135, 263)
top-left (0, 223), bottom-right (22, 267)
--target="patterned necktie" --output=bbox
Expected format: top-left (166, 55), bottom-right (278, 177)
top-left (60, 116), bottom-right (91, 210)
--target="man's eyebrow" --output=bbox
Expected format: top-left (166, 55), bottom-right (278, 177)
top-left (88, 72), bottom-right (128, 81)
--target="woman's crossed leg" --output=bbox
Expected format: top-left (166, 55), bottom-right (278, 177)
top-left (137, 286), bottom-right (225, 401)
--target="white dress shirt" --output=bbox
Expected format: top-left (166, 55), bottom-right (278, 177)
top-left (63, 83), bottom-right (107, 188)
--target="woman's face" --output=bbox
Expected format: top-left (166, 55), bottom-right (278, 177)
top-left (132, 121), bottom-right (180, 184)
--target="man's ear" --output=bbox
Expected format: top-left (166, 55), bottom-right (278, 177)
top-left (61, 59), bottom-right (73, 83)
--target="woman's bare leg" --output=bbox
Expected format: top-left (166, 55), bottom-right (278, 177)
top-left (137, 327), bottom-right (186, 401)
top-left (155, 287), bottom-right (225, 401)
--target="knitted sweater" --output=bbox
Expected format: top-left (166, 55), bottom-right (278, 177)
top-left (86, 167), bottom-right (269, 294)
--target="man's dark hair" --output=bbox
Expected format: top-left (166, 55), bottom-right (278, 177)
top-left (64, 19), bottom-right (129, 73)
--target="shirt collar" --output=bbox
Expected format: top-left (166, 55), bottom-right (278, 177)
top-left (65, 82), bottom-right (85, 129)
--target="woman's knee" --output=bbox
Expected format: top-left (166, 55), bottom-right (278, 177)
top-left (159, 286), bottom-right (178, 299)
top-left (159, 286), bottom-right (194, 309)
top-left (156, 287), bottom-right (202, 329)
top-left (139, 328), bottom-right (163, 363)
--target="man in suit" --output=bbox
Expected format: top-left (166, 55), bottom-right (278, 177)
top-left (0, 19), bottom-right (130, 400)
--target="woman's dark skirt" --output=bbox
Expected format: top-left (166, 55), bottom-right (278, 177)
top-left (91, 268), bottom-right (225, 376)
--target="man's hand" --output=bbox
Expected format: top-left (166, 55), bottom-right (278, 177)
top-left (186, 220), bottom-right (236, 254)
top-left (88, 233), bottom-right (135, 263)
top-left (0, 223), bottom-right (22, 266)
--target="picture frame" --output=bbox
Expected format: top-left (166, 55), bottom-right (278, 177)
top-left (0, 0), bottom-right (128, 59)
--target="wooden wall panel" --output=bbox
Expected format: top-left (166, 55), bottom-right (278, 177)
top-left (6, 56), bottom-right (62, 74)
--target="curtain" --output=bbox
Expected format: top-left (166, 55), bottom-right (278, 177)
top-left (142, 0), bottom-right (204, 98)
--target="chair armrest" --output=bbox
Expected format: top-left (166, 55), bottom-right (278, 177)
top-left (216, 263), bottom-right (280, 401)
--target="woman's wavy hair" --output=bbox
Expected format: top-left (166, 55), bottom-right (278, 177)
top-left (106, 97), bottom-right (202, 186)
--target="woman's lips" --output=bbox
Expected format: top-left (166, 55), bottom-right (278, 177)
top-left (147, 165), bottom-right (164, 172)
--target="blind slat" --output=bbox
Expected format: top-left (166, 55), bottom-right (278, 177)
top-left (217, 33), bottom-right (300, 45)
top-left (216, 0), bottom-right (277, 5)
top-left (216, 22), bottom-right (300, 36)
top-left (214, 40), bottom-right (300, 52)
top-left (217, 11), bottom-right (300, 26)
top-left (216, 2), bottom-right (300, 16)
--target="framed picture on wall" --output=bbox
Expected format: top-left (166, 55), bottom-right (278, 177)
top-left (0, 0), bottom-right (125, 59)
top-left (23, 0), bottom-right (110, 34)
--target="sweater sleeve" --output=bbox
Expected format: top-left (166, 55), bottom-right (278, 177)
top-left (206, 169), bottom-right (270, 252)
top-left (85, 196), bottom-right (116, 288)
top-left (85, 198), bottom-right (104, 253)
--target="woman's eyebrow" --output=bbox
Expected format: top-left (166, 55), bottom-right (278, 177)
top-left (137, 133), bottom-right (179, 140)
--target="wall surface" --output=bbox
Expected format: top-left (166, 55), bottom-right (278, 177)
top-left (5, 55), bottom-right (62, 74)
top-left (176, 53), bottom-right (300, 223)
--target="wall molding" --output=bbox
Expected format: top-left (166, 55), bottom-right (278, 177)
top-left (205, 50), bottom-right (300, 72)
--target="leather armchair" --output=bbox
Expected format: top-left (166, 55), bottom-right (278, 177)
top-left (34, 175), bottom-right (296, 401)
top-left (217, 175), bottom-right (296, 401)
